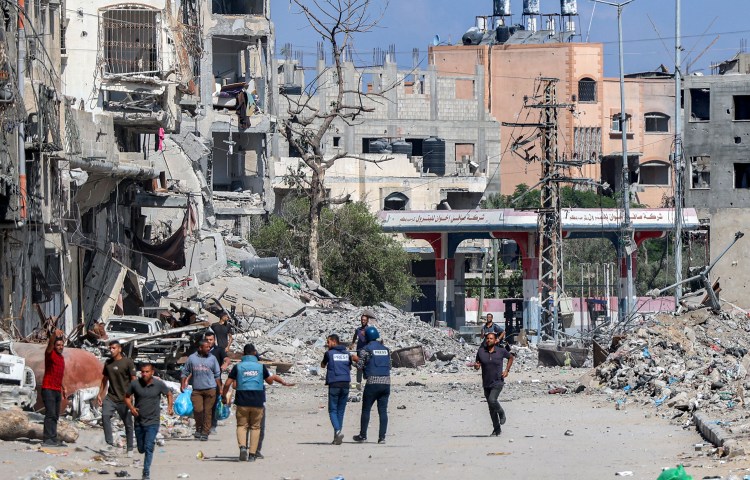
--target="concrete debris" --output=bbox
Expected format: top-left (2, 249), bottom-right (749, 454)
top-left (594, 308), bottom-right (750, 452)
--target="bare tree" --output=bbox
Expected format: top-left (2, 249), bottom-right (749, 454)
top-left (280, 0), bottom-right (392, 284)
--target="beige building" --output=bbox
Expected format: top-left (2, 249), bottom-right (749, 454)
top-left (430, 38), bottom-right (675, 207)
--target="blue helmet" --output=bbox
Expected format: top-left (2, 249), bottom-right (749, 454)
top-left (364, 326), bottom-right (380, 342)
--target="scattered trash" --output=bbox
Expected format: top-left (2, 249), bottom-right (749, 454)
top-left (615, 472), bottom-right (633, 477)
top-left (114, 471), bottom-right (130, 478)
top-left (404, 381), bottom-right (426, 387)
top-left (397, 405), bottom-right (407, 410)
top-left (548, 387), bottom-right (567, 394)
top-left (486, 452), bottom-right (511, 456)
top-left (196, 451), bottom-right (204, 460)
top-left (177, 474), bottom-right (190, 479)
top-left (329, 476), bottom-right (345, 480)
top-left (563, 430), bottom-right (573, 436)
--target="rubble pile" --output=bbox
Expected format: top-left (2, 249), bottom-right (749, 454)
top-left (235, 305), bottom-right (480, 375)
top-left (595, 309), bottom-right (750, 416)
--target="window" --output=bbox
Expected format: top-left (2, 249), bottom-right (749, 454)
top-left (690, 156), bottom-right (710, 189)
top-left (578, 78), bottom-right (597, 102)
top-left (611, 113), bottom-right (632, 133)
top-left (101, 6), bottom-right (159, 75)
top-left (639, 161), bottom-right (670, 186)
top-left (734, 95), bottom-right (750, 121)
top-left (212, 0), bottom-right (264, 15)
top-left (333, 136), bottom-right (341, 147)
top-left (690, 88), bottom-right (710, 121)
top-left (384, 192), bottom-right (409, 211)
top-left (735, 163), bottom-right (750, 189)
top-left (645, 113), bottom-right (670, 133)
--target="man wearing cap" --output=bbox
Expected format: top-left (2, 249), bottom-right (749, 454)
top-left (353, 326), bottom-right (390, 444)
top-left (97, 340), bottom-right (137, 454)
top-left (350, 310), bottom-right (374, 389)
top-left (222, 344), bottom-right (294, 462)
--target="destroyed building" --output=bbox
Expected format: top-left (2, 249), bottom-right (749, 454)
top-left (683, 52), bottom-right (750, 310)
top-left (274, 47), bottom-right (501, 213)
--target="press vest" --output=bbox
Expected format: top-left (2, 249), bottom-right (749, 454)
top-left (325, 345), bottom-right (352, 384)
top-left (363, 341), bottom-right (390, 378)
top-left (236, 355), bottom-right (264, 391)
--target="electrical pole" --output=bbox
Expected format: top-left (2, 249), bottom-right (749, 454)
top-left (674, 0), bottom-right (684, 304)
top-left (592, 0), bottom-right (636, 322)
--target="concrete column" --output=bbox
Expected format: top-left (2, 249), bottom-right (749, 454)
top-left (454, 253), bottom-right (466, 330)
top-left (429, 65), bottom-right (438, 135)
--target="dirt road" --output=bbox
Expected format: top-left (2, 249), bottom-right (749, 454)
top-left (7, 366), bottom-right (745, 480)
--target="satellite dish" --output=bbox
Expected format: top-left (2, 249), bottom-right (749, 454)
top-left (432, 35), bottom-right (441, 46)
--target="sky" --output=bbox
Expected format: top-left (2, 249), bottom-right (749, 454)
top-left (273, 0), bottom-right (750, 77)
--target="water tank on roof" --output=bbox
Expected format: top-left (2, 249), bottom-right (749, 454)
top-left (391, 140), bottom-right (413, 159)
top-left (462, 27), bottom-right (484, 46)
top-left (561, 0), bottom-right (577, 15)
top-left (493, 0), bottom-right (511, 16)
top-left (523, 0), bottom-right (541, 15)
top-left (368, 138), bottom-right (391, 154)
top-left (422, 137), bottom-right (445, 176)
top-left (496, 25), bottom-right (523, 43)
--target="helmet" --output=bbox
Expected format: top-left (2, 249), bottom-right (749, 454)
top-left (364, 326), bottom-right (380, 342)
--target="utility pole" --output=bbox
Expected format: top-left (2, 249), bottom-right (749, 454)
top-left (674, 0), bottom-right (684, 304)
top-left (592, 0), bottom-right (636, 322)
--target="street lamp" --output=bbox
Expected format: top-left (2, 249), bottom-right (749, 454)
top-left (590, 0), bottom-right (636, 322)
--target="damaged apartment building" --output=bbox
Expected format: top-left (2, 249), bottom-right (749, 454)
top-left (682, 51), bottom-right (750, 310)
top-left (275, 45), bottom-right (501, 213)
top-left (198, 0), bottom-right (275, 235)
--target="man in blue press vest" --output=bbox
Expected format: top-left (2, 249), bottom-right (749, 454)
top-left (321, 334), bottom-right (353, 445)
top-left (353, 326), bottom-right (391, 444)
top-left (222, 344), bottom-right (293, 462)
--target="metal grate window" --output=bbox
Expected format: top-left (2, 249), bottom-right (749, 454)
top-left (577, 78), bottom-right (596, 102)
top-left (101, 7), bottom-right (159, 75)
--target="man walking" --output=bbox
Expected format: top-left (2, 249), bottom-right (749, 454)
top-left (222, 344), bottom-right (294, 462)
top-left (97, 340), bottom-right (137, 454)
top-left (321, 334), bottom-right (352, 445)
top-left (181, 339), bottom-right (222, 441)
top-left (474, 332), bottom-right (514, 436)
top-left (353, 326), bottom-right (390, 444)
top-left (210, 312), bottom-right (234, 350)
top-left (350, 310), bottom-right (373, 388)
top-left (205, 331), bottom-right (230, 433)
top-left (480, 313), bottom-right (505, 344)
top-left (42, 328), bottom-right (67, 447)
top-left (125, 363), bottom-right (173, 480)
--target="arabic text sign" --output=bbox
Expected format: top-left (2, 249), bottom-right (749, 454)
top-left (382, 211), bottom-right (505, 228)
top-left (561, 209), bottom-right (674, 227)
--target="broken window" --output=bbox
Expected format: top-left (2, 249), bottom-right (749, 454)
top-left (577, 77), bottom-right (596, 102)
top-left (644, 112), bottom-right (669, 133)
top-left (384, 192), bottom-right (409, 211)
top-left (735, 163), bottom-right (750, 188)
top-left (689, 88), bottom-right (710, 121)
top-left (101, 6), bottom-right (159, 75)
top-left (212, 0), bottom-right (264, 15)
top-left (611, 113), bottom-right (632, 133)
top-left (405, 138), bottom-right (425, 156)
top-left (690, 156), bottom-right (710, 189)
top-left (734, 95), bottom-right (750, 121)
top-left (639, 161), bottom-right (670, 186)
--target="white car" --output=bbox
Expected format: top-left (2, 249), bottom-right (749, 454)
top-left (105, 316), bottom-right (166, 341)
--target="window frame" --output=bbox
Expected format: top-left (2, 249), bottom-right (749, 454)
top-left (638, 160), bottom-right (671, 187)
top-left (610, 113), bottom-right (633, 134)
top-left (644, 112), bottom-right (670, 133)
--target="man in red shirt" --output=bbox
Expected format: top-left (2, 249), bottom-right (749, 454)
top-left (42, 328), bottom-right (67, 447)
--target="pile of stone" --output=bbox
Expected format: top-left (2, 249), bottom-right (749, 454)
top-left (232, 304), bottom-right (480, 375)
top-left (594, 308), bottom-right (750, 416)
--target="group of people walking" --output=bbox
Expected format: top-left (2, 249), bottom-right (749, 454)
top-left (40, 310), bottom-right (514, 479)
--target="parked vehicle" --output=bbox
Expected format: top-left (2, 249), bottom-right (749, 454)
top-left (105, 316), bottom-right (166, 341)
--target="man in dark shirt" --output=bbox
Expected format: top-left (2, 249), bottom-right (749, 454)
top-left (42, 328), bottom-right (67, 447)
top-left (210, 313), bottom-right (234, 350)
top-left (205, 332), bottom-right (230, 433)
top-left (480, 313), bottom-right (505, 344)
top-left (97, 340), bottom-right (137, 454)
top-left (222, 344), bottom-right (294, 462)
top-left (125, 363), bottom-right (173, 480)
top-left (474, 332), bottom-right (514, 436)
top-left (350, 310), bottom-right (374, 389)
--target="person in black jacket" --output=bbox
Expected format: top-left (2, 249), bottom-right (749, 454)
top-left (321, 334), bottom-right (354, 445)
